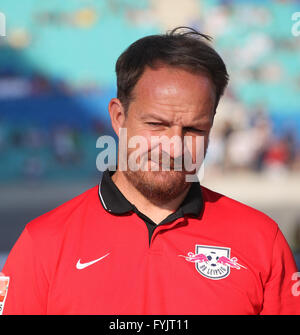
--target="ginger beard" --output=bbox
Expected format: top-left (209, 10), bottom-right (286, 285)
top-left (123, 154), bottom-right (189, 205)
top-left (121, 137), bottom-right (206, 205)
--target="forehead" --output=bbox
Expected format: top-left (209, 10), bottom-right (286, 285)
top-left (130, 65), bottom-right (216, 120)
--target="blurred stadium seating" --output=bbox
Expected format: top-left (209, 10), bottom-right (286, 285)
top-left (0, 0), bottom-right (299, 269)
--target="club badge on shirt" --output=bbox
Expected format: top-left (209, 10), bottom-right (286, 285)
top-left (0, 276), bottom-right (10, 315)
top-left (179, 245), bottom-right (247, 280)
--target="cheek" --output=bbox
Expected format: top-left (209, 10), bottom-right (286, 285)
top-left (184, 135), bottom-right (207, 159)
top-left (126, 129), bottom-right (153, 157)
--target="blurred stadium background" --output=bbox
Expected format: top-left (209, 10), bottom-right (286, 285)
top-left (0, 0), bottom-right (300, 270)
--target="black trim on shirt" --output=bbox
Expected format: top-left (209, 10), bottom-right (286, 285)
top-left (98, 169), bottom-right (203, 244)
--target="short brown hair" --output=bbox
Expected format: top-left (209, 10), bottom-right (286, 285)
top-left (116, 26), bottom-right (229, 113)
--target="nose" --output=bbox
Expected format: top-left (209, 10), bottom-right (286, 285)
top-left (168, 125), bottom-right (183, 138)
top-left (164, 126), bottom-right (184, 159)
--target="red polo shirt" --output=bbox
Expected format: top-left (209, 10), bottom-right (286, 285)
top-left (2, 170), bottom-right (300, 314)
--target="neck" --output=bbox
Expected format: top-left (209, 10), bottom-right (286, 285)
top-left (111, 170), bottom-right (190, 224)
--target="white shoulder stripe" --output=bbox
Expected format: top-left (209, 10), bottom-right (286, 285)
top-left (98, 178), bottom-right (108, 210)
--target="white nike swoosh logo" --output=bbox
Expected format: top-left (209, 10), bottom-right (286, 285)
top-left (76, 253), bottom-right (110, 270)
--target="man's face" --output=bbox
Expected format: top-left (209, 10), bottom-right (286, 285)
top-left (120, 65), bottom-right (216, 204)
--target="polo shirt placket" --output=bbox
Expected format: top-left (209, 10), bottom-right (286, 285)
top-left (98, 169), bottom-right (204, 247)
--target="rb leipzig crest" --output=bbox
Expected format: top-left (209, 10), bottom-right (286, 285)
top-left (179, 245), bottom-right (246, 280)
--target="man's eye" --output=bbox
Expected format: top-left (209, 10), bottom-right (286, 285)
top-left (147, 122), bottom-right (162, 126)
top-left (184, 127), bottom-right (204, 134)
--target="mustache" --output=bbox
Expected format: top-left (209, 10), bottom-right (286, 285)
top-left (143, 150), bottom-right (192, 170)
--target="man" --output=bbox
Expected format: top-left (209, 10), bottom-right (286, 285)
top-left (1, 27), bottom-right (299, 314)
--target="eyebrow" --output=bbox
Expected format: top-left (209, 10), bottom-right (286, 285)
top-left (142, 113), bottom-right (210, 126)
top-left (140, 113), bottom-right (170, 123)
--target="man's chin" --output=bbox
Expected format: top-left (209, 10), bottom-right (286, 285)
top-left (123, 169), bottom-right (189, 204)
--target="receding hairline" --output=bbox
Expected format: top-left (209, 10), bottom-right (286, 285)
top-left (124, 62), bottom-right (217, 114)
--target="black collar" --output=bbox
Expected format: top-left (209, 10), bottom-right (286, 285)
top-left (98, 169), bottom-right (203, 221)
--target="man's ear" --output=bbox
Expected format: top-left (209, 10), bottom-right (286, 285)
top-left (108, 98), bottom-right (126, 138)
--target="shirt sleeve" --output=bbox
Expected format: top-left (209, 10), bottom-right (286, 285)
top-left (1, 227), bottom-right (49, 315)
top-left (260, 228), bottom-right (300, 315)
